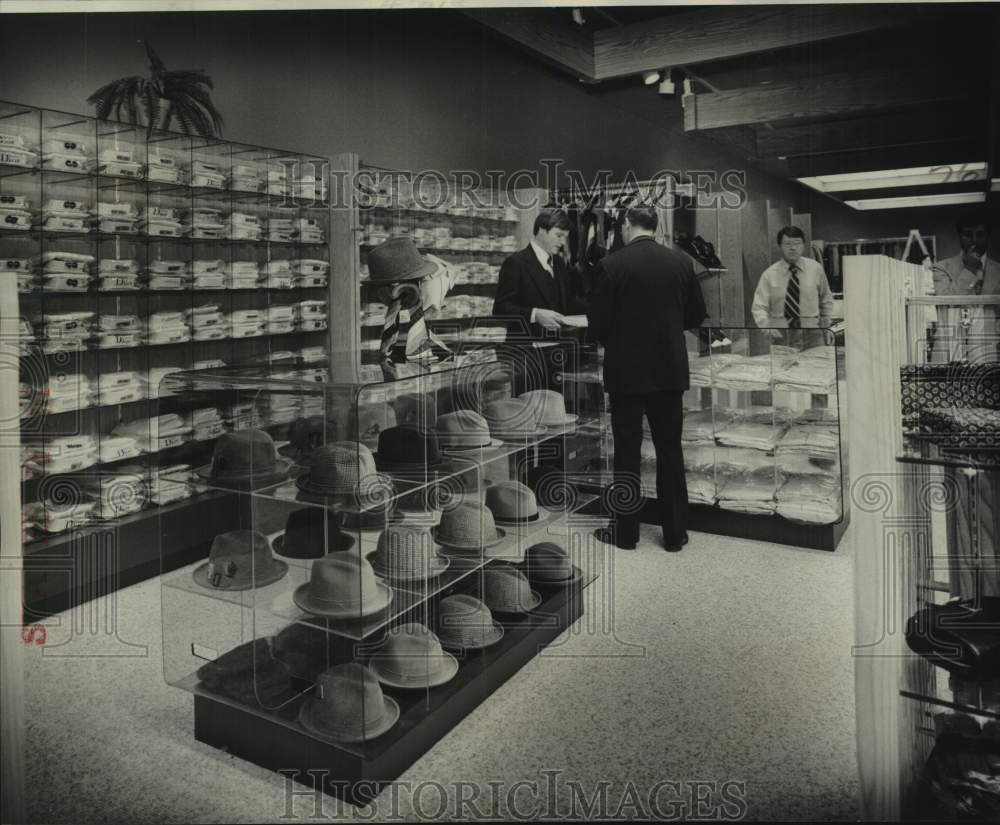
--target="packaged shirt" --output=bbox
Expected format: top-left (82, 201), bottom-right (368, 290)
top-left (98, 258), bottom-right (140, 275)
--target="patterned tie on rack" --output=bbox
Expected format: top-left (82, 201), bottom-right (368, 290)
top-left (784, 264), bottom-right (801, 328)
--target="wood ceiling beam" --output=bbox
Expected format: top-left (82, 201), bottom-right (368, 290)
top-left (461, 8), bottom-right (595, 81)
top-left (592, 5), bottom-right (912, 81)
top-left (684, 69), bottom-right (961, 132)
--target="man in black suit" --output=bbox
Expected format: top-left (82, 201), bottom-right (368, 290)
top-left (588, 206), bottom-right (707, 552)
top-left (492, 208), bottom-right (588, 393)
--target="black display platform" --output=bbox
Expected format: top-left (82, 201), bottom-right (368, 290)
top-left (192, 575), bottom-right (587, 806)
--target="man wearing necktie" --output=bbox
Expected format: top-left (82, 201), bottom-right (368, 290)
top-left (752, 225), bottom-right (833, 349)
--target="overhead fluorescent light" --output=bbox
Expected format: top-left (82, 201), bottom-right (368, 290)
top-left (799, 162), bottom-right (988, 193)
top-left (844, 192), bottom-right (986, 211)
top-left (992, 178), bottom-right (1000, 192)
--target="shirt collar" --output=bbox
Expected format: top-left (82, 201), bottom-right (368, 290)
top-left (530, 240), bottom-right (552, 271)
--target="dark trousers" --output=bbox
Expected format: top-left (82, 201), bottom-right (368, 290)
top-left (608, 390), bottom-right (687, 545)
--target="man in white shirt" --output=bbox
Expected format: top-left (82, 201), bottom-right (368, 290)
top-left (752, 225), bottom-right (834, 347)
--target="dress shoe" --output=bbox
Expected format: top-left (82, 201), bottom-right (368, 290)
top-left (592, 527), bottom-right (637, 551)
top-left (663, 533), bottom-right (689, 552)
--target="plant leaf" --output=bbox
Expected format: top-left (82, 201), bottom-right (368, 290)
top-left (144, 40), bottom-right (167, 77)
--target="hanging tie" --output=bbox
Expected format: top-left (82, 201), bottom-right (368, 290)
top-left (784, 263), bottom-right (801, 328)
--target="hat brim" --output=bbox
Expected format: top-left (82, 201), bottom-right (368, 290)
top-left (369, 652), bottom-right (459, 689)
top-left (441, 438), bottom-right (504, 453)
top-left (487, 588), bottom-right (543, 615)
top-left (192, 558), bottom-right (289, 591)
top-left (374, 459), bottom-right (453, 476)
top-left (195, 458), bottom-right (293, 489)
top-left (490, 506), bottom-right (555, 529)
top-left (430, 526), bottom-right (506, 551)
top-left (438, 622), bottom-right (505, 651)
top-left (295, 472), bottom-right (394, 499)
top-left (370, 552), bottom-right (450, 582)
top-left (523, 562), bottom-right (584, 588)
top-left (537, 414), bottom-right (578, 427)
top-left (272, 531), bottom-right (356, 559)
top-left (292, 580), bottom-right (394, 619)
top-left (298, 694), bottom-right (400, 744)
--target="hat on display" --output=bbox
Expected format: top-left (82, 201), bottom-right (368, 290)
top-left (272, 507), bottom-right (355, 559)
top-left (198, 429), bottom-right (292, 489)
top-left (298, 663), bottom-right (400, 743)
top-left (192, 530), bottom-right (289, 591)
top-left (296, 441), bottom-right (390, 497)
top-left (196, 638), bottom-right (300, 712)
top-left (482, 564), bottom-right (542, 614)
top-left (279, 415), bottom-right (330, 463)
top-left (369, 524), bottom-right (449, 582)
top-left (367, 237), bottom-right (438, 282)
top-left (393, 393), bottom-right (438, 428)
top-left (484, 480), bottom-right (551, 527)
top-left (436, 410), bottom-right (502, 451)
top-left (272, 622), bottom-right (337, 683)
top-left (346, 405), bottom-right (398, 446)
top-left (436, 594), bottom-right (504, 650)
top-left (518, 390), bottom-right (577, 427)
top-left (292, 552), bottom-right (393, 619)
top-left (368, 622), bottom-right (459, 689)
top-left (482, 398), bottom-right (545, 439)
top-left (375, 423), bottom-right (450, 476)
top-left (522, 542), bottom-right (583, 587)
top-left (430, 500), bottom-right (505, 552)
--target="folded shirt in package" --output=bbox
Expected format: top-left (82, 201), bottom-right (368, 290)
top-left (40, 137), bottom-right (87, 155)
top-left (42, 273), bottom-right (90, 292)
top-left (40, 214), bottom-right (89, 233)
top-left (144, 205), bottom-right (182, 222)
top-left (113, 414), bottom-right (192, 451)
top-left (0, 208), bottom-right (32, 231)
top-left (191, 259), bottom-right (225, 275)
top-left (1, 143), bottom-right (38, 169)
top-left (225, 260), bottom-right (261, 277)
top-left (228, 321), bottom-right (265, 339)
top-left (715, 420), bottom-right (786, 452)
top-left (98, 437), bottom-right (143, 464)
top-left (299, 346), bottom-right (326, 363)
top-left (185, 304), bottom-right (224, 327)
top-left (40, 311), bottom-right (94, 338)
top-left (141, 367), bottom-right (184, 399)
top-left (92, 147), bottom-right (143, 179)
top-left (41, 152), bottom-right (87, 173)
top-left (228, 225), bottom-right (261, 241)
top-left (224, 274), bottom-right (260, 290)
top-left (294, 273), bottom-right (328, 289)
top-left (96, 331), bottom-right (142, 350)
top-left (191, 273), bottom-right (225, 290)
top-left (97, 273), bottom-right (139, 292)
top-left (147, 275), bottom-right (185, 291)
top-left (716, 477), bottom-right (778, 515)
top-left (267, 320), bottom-right (296, 335)
top-left (97, 376), bottom-right (144, 406)
top-left (0, 194), bottom-right (30, 212)
top-left (148, 259), bottom-right (187, 275)
top-left (99, 258), bottom-right (140, 275)
top-left (144, 326), bottom-right (190, 346)
top-left (290, 259), bottom-right (328, 276)
top-left (97, 200), bottom-right (139, 220)
top-left (296, 317), bottom-right (328, 332)
top-left (294, 300), bottom-right (326, 318)
top-left (147, 464), bottom-right (193, 504)
top-left (42, 197), bottom-right (91, 216)
top-left (98, 314), bottom-right (141, 332)
top-left (146, 154), bottom-right (185, 183)
top-left (190, 161), bottom-right (225, 188)
top-left (141, 219), bottom-right (184, 238)
top-left (686, 472), bottom-right (717, 506)
top-left (265, 304), bottom-right (295, 322)
top-left (23, 500), bottom-right (97, 534)
top-left (681, 409), bottom-right (727, 443)
top-left (712, 355), bottom-right (783, 392)
top-left (773, 360), bottom-right (838, 395)
top-left (775, 424), bottom-right (840, 462)
top-left (3, 256), bottom-right (31, 271)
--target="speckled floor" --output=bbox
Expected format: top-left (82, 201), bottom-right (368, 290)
top-left (22, 523), bottom-right (859, 823)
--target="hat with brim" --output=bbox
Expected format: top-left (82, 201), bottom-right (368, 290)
top-left (192, 530), bottom-right (289, 591)
top-left (195, 460), bottom-right (292, 490)
top-left (293, 581), bottom-right (393, 619)
top-left (367, 237), bottom-right (438, 282)
top-left (482, 566), bottom-right (543, 614)
top-left (295, 471), bottom-right (395, 499)
top-left (192, 556), bottom-right (289, 590)
top-left (441, 438), bottom-right (504, 453)
top-left (431, 525), bottom-right (506, 552)
top-left (272, 531), bottom-right (355, 558)
top-left (492, 507), bottom-right (556, 529)
top-left (369, 651), bottom-right (459, 689)
top-left (523, 561), bottom-right (584, 587)
top-left (298, 689), bottom-right (400, 744)
top-left (370, 552), bottom-right (450, 582)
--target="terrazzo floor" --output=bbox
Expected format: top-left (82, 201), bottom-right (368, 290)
top-left (22, 523), bottom-right (859, 823)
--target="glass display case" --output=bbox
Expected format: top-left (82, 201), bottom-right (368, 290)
top-left (561, 327), bottom-right (847, 551)
top-left (156, 359), bottom-right (598, 802)
top-left (3, 98), bottom-right (332, 616)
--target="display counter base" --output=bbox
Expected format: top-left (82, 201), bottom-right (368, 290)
top-left (192, 576), bottom-right (587, 807)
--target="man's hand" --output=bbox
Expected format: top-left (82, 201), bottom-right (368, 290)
top-left (534, 309), bottom-right (565, 330)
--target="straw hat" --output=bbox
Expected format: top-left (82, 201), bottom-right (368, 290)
top-left (482, 564), bottom-right (542, 614)
top-left (369, 523), bottom-right (449, 582)
top-left (436, 594), bottom-right (504, 650)
top-left (436, 410), bottom-right (502, 451)
top-left (431, 500), bottom-right (505, 552)
top-left (292, 552), bottom-right (393, 619)
top-left (192, 530), bottom-right (288, 591)
top-left (298, 663), bottom-right (400, 743)
top-left (482, 398), bottom-right (547, 439)
top-left (368, 623), bottom-right (459, 689)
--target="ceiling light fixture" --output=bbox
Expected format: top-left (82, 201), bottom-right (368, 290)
top-left (658, 68), bottom-right (676, 96)
top-left (571, 8), bottom-right (585, 25)
top-left (642, 70), bottom-right (661, 86)
top-left (992, 178), bottom-right (1000, 192)
top-left (798, 162), bottom-right (988, 193)
top-left (844, 192), bottom-right (986, 211)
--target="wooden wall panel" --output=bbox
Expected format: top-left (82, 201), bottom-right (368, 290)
top-left (717, 205), bottom-right (745, 326)
top-left (740, 198), bottom-right (770, 328)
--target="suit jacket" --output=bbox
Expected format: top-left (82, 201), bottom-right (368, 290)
top-left (492, 245), bottom-right (588, 340)
top-left (932, 253), bottom-right (1000, 296)
top-left (588, 236), bottom-right (707, 394)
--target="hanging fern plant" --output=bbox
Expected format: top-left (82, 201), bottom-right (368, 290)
top-left (87, 41), bottom-right (224, 139)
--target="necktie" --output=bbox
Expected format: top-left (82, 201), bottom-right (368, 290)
top-left (543, 253), bottom-right (553, 276)
top-left (379, 280), bottom-right (452, 379)
top-left (784, 264), bottom-right (801, 328)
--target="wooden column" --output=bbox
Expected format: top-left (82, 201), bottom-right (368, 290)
top-left (329, 152), bottom-right (362, 384)
top-left (1, 274), bottom-right (25, 824)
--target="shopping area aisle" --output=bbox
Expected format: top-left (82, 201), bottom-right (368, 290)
top-left (23, 525), bottom-right (858, 823)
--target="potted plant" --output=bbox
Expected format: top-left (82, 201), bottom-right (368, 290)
top-left (87, 41), bottom-right (224, 138)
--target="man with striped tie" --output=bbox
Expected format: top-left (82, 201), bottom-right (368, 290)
top-left (751, 225), bottom-right (833, 348)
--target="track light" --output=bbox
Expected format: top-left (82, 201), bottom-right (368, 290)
top-left (658, 68), bottom-right (676, 95)
top-left (642, 70), bottom-right (661, 86)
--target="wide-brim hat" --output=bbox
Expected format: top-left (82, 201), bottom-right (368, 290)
top-left (192, 530), bottom-right (289, 591)
top-left (369, 650), bottom-right (459, 689)
top-left (367, 237), bottom-right (438, 282)
top-left (298, 689), bottom-right (400, 744)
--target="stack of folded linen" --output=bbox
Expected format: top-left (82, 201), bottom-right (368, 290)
top-left (290, 258), bottom-right (329, 288)
top-left (97, 436), bottom-right (143, 464)
top-left (0, 192), bottom-right (32, 232)
top-left (1, 132), bottom-right (38, 168)
top-left (776, 475), bottom-right (842, 525)
top-left (681, 408), bottom-right (725, 443)
top-left (186, 207), bottom-right (226, 239)
top-left (293, 217), bottom-right (324, 244)
top-left (40, 136), bottom-right (86, 174)
top-left (94, 314), bottom-right (142, 349)
top-left (81, 470), bottom-right (147, 520)
top-left (188, 407), bottom-right (226, 441)
top-left (96, 371), bottom-right (144, 406)
top-left (95, 200), bottom-right (139, 234)
top-left (144, 310), bottom-right (190, 345)
top-left (147, 259), bottom-right (187, 290)
top-left (146, 151), bottom-right (185, 184)
top-left (91, 145), bottom-right (142, 179)
top-left (687, 352), bottom-right (739, 388)
top-left (39, 372), bottom-right (94, 414)
top-left (38, 311), bottom-right (94, 353)
top-left (294, 300), bottom-right (327, 332)
top-left (3, 257), bottom-right (35, 293)
top-left (140, 205), bottom-right (184, 238)
top-left (717, 476), bottom-right (778, 515)
top-left (25, 435), bottom-right (99, 474)
top-left (229, 162), bottom-right (263, 194)
top-left (113, 413), bottom-right (192, 452)
top-left (711, 445), bottom-right (776, 477)
top-left (227, 309), bottom-right (266, 338)
top-left (147, 464), bottom-right (194, 505)
top-left (39, 197), bottom-right (91, 233)
top-left (224, 260), bottom-right (261, 289)
top-left (265, 215), bottom-right (295, 243)
top-left (261, 259), bottom-right (292, 289)
top-left (775, 416), bottom-right (841, 464)
top-left (223, 401), bottom-right (261, 431)
top-left (40, 251), bottom-right (95, 293)
top-left (773, 345), bottom-right (838, 395)
top-left (189, 258), bottom-right (226, 290)
top-left (266, 304), bottom-right (296, 335)
top-left (716, 412), bottom-right (787, 451)
top-left (23, 498), bottom-right (96, 534)
top-left (266, 165), bottom-right (289, 197)
top-left (686, 473), bottom-right (717, 506)
top-left (682, 443), bottom-right (717, 474)
top-left (140, 366), bottom-right (185, 400)
top-left (186, 303), bottom-right (227, 341)
top-left (96, 258), bottom-right (140, 291)
top-left (713, 354), bottom-right (784, 392)
top-left (191, 159), bottom-right (226, 189)
top-left (228, 211), bottom-right (262, 241)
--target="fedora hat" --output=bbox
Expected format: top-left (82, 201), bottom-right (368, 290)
top-left (197, 429), bottom-right (291, 489)
top-left (518, 390), bottom-right (577, 427)
top-left (298, 663), bottom-right (400, 743)
top-left (368, 623), bottom-right (459, 689)
top-left (375, 424), bottom-right (450, 476)
top-left (296, 442), bottom-right (391, 497)
top-left (197, 638), bottom-right (300, 711)
top-left (370, 524), bottom-right (449, 582)
top-left (484, 480), bottom-right (552, 527)
top-left (367, 237), bottom-right (438, 282)
top-left (436, 594), bottom-right (504, 650)
top-left (193, 530), bottom-right (288, 591)
top-left (293, 552), bottom-right (393, 619)
top-left (431, 500), bottom-right (505, 552)
top-left (272, 507), bottom-right (355, 559)
top-left (522, 541), bottom-right (583, 587)
top-left (482, 564), bottom-right (542, 614)
top-left (482, 398), bottom-right (546, 439)
top-left (279, 415), bottom-right (330, 463)
top-left (436, 410), bottom-right (502, 451)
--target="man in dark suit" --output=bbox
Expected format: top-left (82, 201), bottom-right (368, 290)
top-left (588, 206), bottom-right (707, 552)
top-left (492, 208), bottom-right (588, 393)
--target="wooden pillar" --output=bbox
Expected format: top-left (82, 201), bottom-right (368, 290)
top-left (329, 152), bottom-right (362, 384)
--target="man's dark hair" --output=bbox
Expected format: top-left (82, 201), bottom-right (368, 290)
top-left (625, 206), bottom-right (657, 232)
top-left (956, 208), bottom-right (990, 234)
top-left (533, 208), bottom-right (573, 234)
top-left (776, 225), bottom-right (806, 245)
